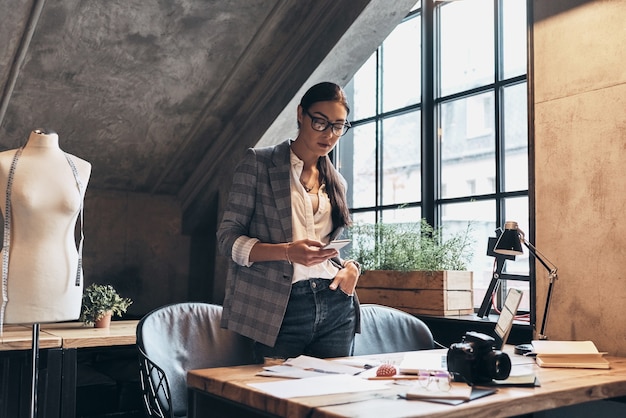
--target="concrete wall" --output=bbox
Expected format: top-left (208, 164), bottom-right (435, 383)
top-left (533, 0), bottom-right (626, 354)
top-left (83, 190), bottom-right (190, 317)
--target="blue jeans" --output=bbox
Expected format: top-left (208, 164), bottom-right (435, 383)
top-left (253, 278), bottom-right (356, 361)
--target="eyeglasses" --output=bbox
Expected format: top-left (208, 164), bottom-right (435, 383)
top-left (417, 371), bottom-right (452, 392)
top-left (304, 110), bottom-right (351, 137)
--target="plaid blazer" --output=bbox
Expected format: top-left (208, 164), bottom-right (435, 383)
top-left (217, 139), bottom-right (359, 347)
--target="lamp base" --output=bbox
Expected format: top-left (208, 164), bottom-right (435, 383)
top-left (514, 343), bottom-right (534, 356)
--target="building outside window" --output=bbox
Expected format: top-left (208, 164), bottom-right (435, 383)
top-left (337, 0), bottom-right (530, 312)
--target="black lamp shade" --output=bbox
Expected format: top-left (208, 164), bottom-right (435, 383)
top-left (494, 221), bottom-right (524, 256)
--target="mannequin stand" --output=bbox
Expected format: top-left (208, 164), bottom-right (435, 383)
top-left (30, 323), bottom-right (40, 418)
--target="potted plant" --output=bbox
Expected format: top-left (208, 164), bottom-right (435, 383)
top-left (79, 283), bottom-right (133, 327)
top-left (347, 219), bottom-right (475, 316)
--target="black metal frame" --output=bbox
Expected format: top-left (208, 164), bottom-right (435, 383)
top-left (137, 345), bottom-right (173, 418)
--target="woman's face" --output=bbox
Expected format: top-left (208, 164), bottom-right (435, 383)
top-left (297, 100), bottom-right (349, 157)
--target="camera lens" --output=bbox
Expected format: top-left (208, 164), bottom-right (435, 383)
top-left (486, 351), bottom-right (512, 380)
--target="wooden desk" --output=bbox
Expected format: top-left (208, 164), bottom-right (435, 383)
top-left (1, 324), bottom-right (62, 351)
top-left (187, 351), bottom-right (626, 418)
top-left (40, 319), bottom-right (137, 348)
top-left (0, 320), bottom-right (138, 418)
top-left (1, 320), bottom-right (137, 350)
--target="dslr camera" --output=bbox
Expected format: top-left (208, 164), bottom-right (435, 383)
top-left (447, 331), bottom-right (511, 384)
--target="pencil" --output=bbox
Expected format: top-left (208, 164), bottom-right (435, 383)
top-left (367, 375), bottom-right (428, 380)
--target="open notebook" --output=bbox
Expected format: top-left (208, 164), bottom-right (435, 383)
top-left (399, 288), bottom-right (523, 374)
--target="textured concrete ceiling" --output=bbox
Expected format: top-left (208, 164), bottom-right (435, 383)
top-left (0, 0), bottom-right (414, 211)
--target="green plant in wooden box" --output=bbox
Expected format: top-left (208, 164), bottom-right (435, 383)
top-left (347, 219), bottom-right (476, 316)
top-left (80, 283), bottom-right (133, 326)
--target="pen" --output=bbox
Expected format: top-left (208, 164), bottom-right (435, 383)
top-left (368, 375), bottom-right (429, 380)
top-left (305, 368), bottom-right (340, 374)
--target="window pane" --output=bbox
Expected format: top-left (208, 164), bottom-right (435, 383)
top-left (440, 200), bottom-right (495, 308)
top-left (502, 196), bottom-right (529, 276)
top-left (349, 54), bottom-right (377, 120)
top-left (352, 211), bottom-right (376, 225)
top-left (439, 0), bottom-right (494, 97)
top-left (503, 196), bottom-right (530, 311)
top-left (502, 0), bottom-right (527, 78)
top-left (381, 206), bottom-right (421, 224)
top-left (382, 111), bottom-right (421, 206)
top-left (503, 82), bottom-right (528, 192)
top-left (440, 92), bottom-right (495, 199)
top-left (339, 122), bottom-right (377, 209)
top-left (382, 15), bottom-right (421, 112)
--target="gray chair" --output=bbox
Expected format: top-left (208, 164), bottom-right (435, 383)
top-left (136, 302), bottom-right (255, 418)
top-left (352, 304), bottom-right (435, 356)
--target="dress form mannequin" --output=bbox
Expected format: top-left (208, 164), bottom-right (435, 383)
top-left (0, 130), bottom-right (91, 325)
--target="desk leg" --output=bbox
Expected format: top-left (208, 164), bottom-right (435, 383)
top-left (60, 348), bottom-right (76, 418)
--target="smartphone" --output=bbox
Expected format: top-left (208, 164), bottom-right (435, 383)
top-left (323, 239), bottom-right (351, 250)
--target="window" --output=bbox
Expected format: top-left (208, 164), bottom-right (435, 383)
top-left (338, 0), bottom-right (530, 312)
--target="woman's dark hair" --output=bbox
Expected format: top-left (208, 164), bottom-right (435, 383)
top-left (299, 82), bottom-right (352, 229)
top-left (299, 82), bottom-right (350, 116)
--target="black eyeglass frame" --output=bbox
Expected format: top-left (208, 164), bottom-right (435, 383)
top-left (304, 109), bottom-right (351, 137)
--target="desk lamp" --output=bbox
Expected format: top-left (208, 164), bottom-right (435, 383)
top-left (494, 221), bottom-right (558, 344)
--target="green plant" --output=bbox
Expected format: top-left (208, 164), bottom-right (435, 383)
top-left (346, 219), bottom-right (474, 272)
top-left (79, 283), bottom-right (133, 325)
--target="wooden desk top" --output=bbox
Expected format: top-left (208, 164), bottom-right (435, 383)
top-left (1, 320), bottom-right (137, 351)
top-left (187, 351), bottom-right (626, 418)
top-left (0, 324), bottom-right (62, 351)
top-left (40, 320), bottom-right (138, 348)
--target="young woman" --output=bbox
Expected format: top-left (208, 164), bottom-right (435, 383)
top-left (217, 82), bottom-right (361, 361)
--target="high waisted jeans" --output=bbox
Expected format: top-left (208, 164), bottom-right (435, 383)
top-left (253, 278), bottom-right (356, 362)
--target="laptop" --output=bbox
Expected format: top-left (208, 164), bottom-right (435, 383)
top-left (398, 288), bottom-right (523, 374)
top-left (493, 288), bottom-right (523, 350)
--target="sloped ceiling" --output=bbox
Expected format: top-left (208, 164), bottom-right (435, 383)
top-left (0, 0), bottom-right (414, 215)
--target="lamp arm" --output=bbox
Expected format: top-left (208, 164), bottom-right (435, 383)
top-left (522, 240), bottom-right (557, 276)
top-left (539, 272), bottom-right (557, 340)
top-left (522, 239), bottom-right (558, 339)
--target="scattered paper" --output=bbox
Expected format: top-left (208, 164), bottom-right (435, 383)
top-left (398, 351), bottom-right (448, 374)
top-left (283, 355), bottom-right (363, 375)
top-left (258, 365), bottom-right (331, 379)
top-left (248, 374), bottom-right (391, 399)
top-left (257, 355), bottom-right (366, 379)
top-left (405, 382), bottom-right (472, 400)
top-left (332, 357), bottom-right (382, 369)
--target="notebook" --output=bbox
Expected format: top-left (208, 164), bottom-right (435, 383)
top-left (531, 340), bottom-right (609, 369)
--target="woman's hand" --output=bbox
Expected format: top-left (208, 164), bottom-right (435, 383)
top-left (329, 262), bottom-right (360, 296)
top-left (286, 239), bottom-right (338, 266)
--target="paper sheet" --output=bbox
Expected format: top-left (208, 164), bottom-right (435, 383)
top-left (248, 374), bottom-right (391, 399)
top-left (258, 365), bottom-right (333, 379)
top-left (398, 351), bottom-right (448, 374)
top-left (284, 355), bottom-right (364, 375)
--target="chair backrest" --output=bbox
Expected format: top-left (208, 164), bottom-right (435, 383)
top-left (137, 344), bottom-right (173, 418)
top-left (136, 302), bottom-right (255, 417)
top-left (352, 304), bottom-right (435, 356)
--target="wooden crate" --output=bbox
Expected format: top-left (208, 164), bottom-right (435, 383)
top-left (357, 270), bottom-right (473, 316)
